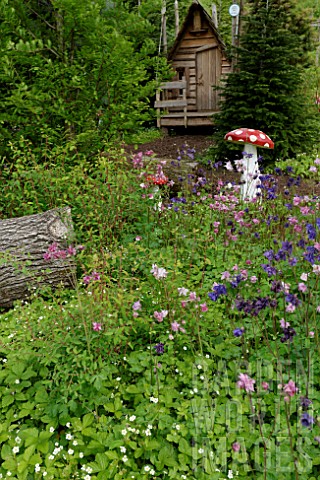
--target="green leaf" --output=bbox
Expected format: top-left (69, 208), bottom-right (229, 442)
top-left (1, 444), bottom-right (12, 461)
top-left (95, 452), bottom-right (109, 471)
top-left (23, 445), bottom-right (36, 462)
top-left (82, 413), bottom-right (95, 428)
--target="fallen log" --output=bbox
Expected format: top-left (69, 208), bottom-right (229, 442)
top-left (0, 207), bottom-right (76, 309)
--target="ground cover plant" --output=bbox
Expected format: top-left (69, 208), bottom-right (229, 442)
top-left (0, 147), bottom-right (320, 480)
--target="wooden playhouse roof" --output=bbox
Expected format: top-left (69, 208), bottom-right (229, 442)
top-left (168, 0), bottom-right (227, 60)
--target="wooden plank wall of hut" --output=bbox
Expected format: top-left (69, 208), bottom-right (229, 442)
top-left (171, 16), bottom-right (220, 113)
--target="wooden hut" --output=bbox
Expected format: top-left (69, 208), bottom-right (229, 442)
top-left (155, 0), bottom-right (231, 128)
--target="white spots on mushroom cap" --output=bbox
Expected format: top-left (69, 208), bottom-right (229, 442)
top-left (227, 136), bottom-right (233, 141)
top-left (259, 133), bottom-right (266, 139)
top-left (235, 130), bottom-right (243, 135)
top-left (249, 135), bottom-right (257, 142)
top-left (264, 143), bottom-right (270, 148)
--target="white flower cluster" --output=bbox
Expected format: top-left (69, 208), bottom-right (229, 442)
top-left (144, 465), bottom-right (156, 475)
top-left (81, 465), bottom-right (93, 475)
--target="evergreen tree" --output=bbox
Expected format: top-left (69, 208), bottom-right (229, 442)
top-left (212, 0), bottom-right (318, 162)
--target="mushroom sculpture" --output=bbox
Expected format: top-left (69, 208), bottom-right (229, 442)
top-left (224, 128), bottom-right (274, 200)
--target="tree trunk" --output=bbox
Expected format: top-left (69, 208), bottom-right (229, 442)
top-left (0, 208), bottom-right (76, 309)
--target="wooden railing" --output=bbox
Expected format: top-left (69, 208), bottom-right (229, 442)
top-left (155, 78), bottom-right (187, 128)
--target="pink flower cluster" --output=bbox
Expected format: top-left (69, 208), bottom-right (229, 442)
top-left (237, 373), bottom-right (255, 393)
top-left (83, 271), bottom-right (101, 285)
top-left (43, 242), bottom-right (80, 261)
top-left (283, 380), bottom-right (298, 402)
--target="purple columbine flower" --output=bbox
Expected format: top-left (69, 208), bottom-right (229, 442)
top-left (208, 284), bottom-right (227, 302)
top-left (301, 412), bottom-right (315, 428)
top-left (300, 397), bottom-right (312, 409)
top-left (306, 224), bottom-right (317, 241)
top-left (233, 328), bottom-right (244, 337)
top-left (154, 343), bottom-right (165, 355)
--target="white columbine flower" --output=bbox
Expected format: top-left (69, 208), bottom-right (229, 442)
top-left (150, 264), bottom-right (168, 279)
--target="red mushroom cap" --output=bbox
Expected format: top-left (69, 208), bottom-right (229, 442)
top-left (224, 128), bottom-right (274, 149)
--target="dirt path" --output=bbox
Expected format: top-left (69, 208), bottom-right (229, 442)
top-left (125, 133), bottom-right (320, 197)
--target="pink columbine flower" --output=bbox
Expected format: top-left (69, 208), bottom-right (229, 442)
top-left (250, 276), bottom-right (258, 283)
top-left (298, 283), bottom-right (307, 293)
top-left (280, 318), bottom-right (290, 328)
top-left (154, 310), bottom-right (168, 322)
top-left (92, 322), bottom-right (102, 331)
top-left (221, 271), bottom-right (231, 280)
top-left (237, 373), bottom-right (255, 393)
top-left (225, 161), bottom-right (233, 171)
top-left (300, 273), bottom-right (308, 281)
top-left (300, 206), bottom-right (311, 215)
top-left (200, 303), bottom-right (208, 312)
top-left (315, 243), bottom-right (320, 251)
top-left (317, 305), bottom-right (320, 313)
top-left (151, 264), bottom-right (168, 279)
top-left (315, 158), bottom-right (320, 165)
top-left (145, 150), bottom-right (154, 156)
top-left (178, 287), bottom-right (189, 296)
top-left (132, 301), bottom-right (142, 311)
top-left (310, 166), bottom-right (317, 173)
top-left (286, 303), bottom-right (296, 313)
top-left (189, 292), bottom-right (197, 301)
top-left (283, 380), bottom-right (298, 397)
top-left (232, 442), bottom-right (241, 452)
top-left (312, 265), bottom-right (320, 275)
top-left (135, 236), bottom-right (142, 241)
top-left (309, 331), bottom-right (315, 337)
top-left (171, 321), bottom-right (180, 332)
top-left (262, 382), bottom-right (269, 391)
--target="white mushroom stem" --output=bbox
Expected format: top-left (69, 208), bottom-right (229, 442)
top-left (240, 143), bottom-right (261, 200)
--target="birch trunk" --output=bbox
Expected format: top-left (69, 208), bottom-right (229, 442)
top-left (0, 208), bottom-right (76, 309)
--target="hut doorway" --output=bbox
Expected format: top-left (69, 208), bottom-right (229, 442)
top-left (196, 45), bottom-right (221, 111)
